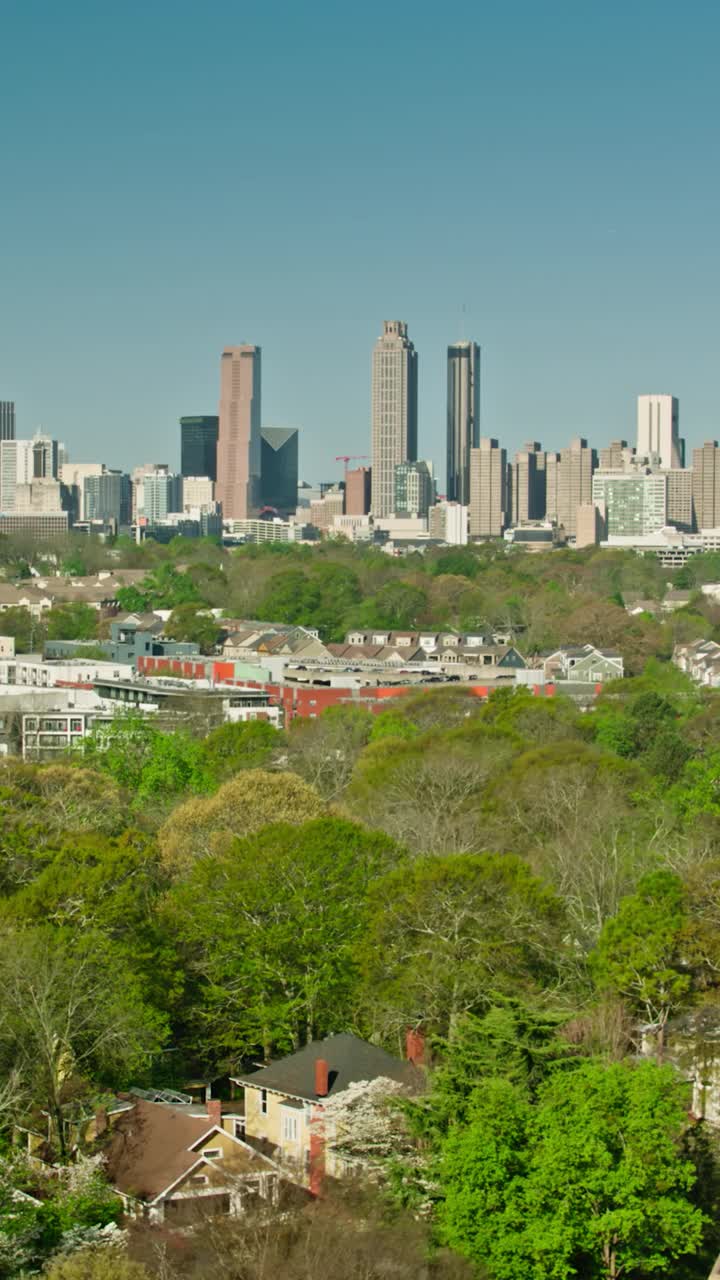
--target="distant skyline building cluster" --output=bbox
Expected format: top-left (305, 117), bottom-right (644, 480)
top-left (4, 325), bottom-right (720, 551)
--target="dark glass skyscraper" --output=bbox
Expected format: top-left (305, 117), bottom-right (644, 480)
top-left (0, 402), bottom-right (15, 441)
top-left (180, 415), bottom-right (219, 481)
top-left (260, 427), bottom-right (299, 514)
top-left (447, 342), bottom-right (481, 504)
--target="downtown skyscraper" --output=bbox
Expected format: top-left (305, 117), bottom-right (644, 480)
top-left (216, 345), bottom-right (262, 519)
top-left (0, 402), bottom-right (15, 442)
top-left (370, 321), bottom-right (418, 517)
top-left (447, 341), bottom-right (480, 504)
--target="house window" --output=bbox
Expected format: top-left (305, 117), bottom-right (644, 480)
top-left (282, 1113), bottom-right (299, 1143)
top-left (260, 1089), bottom-right (268, 1116)
top-left (190, 1174), bottom-right (208, 1185)
top-left (234, 1119), bottom-right (245, 1140)
top-left (203, 1147), bottom-right (222, 1159)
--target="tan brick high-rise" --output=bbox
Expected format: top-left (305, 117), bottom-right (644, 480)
top-left (470, 438), bottom-right (507, 538)
top-left (216, 345), bottom-right (261, 519)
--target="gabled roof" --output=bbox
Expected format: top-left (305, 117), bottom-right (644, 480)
top-left (104, 1099), bottom-right (274, 1203)
top-left (232, 1032), bottom-right (419, 1103)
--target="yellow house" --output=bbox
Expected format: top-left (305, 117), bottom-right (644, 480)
top-left (232, 1032), bottom-right (422, 1192)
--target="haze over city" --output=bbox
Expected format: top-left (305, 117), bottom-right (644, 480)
top-left (2, 0), bottom-right (720, 479)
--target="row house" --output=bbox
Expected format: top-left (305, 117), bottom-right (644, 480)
top-left (345, 628), bottom-right (514, 650)
top-left (674, 638), bottom-right (720, 687)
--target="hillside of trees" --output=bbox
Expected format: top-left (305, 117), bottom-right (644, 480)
top-left (3, 537), bottom-right (720, 1275)
top-left (3, 531), bottom-right (720, 662)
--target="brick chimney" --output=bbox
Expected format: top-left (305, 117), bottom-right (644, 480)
top-left (315, 1058), bottom-right (329, 1098)
top-left (405, 1028), bottom-right (426, 1066)
top-left (94, 1107), bottom-right (108, 1137)
top-left (207, 1098), bottom-right (223, 1128)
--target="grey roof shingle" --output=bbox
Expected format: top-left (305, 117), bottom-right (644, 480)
top-left (232, 1033), bottom-right (419, 1102)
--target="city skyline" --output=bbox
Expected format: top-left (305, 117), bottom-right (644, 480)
top-left (3, 4), bottom-right (720, 481)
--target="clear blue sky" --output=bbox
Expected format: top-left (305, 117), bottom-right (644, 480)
top-left (1, 0), bottom-right (719, 485)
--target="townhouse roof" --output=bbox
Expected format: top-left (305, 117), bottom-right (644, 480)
top-left (104, 1098), bottom-right (273, 1202)
top-left (232, 1032), bottom-right (419, 1103)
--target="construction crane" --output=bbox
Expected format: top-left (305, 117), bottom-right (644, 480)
top-left (335, 454), bottom-right (370, 475)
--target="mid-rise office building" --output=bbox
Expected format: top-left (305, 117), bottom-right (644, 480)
top-left (591, 470), bottom-right (666, 537)
top-left (469, 438), bottom-right (507, 539)
top-left (182, 476), bottom-right (215, 509)
top-left (137, 470), bottom-right (183, 521)
top-left (180, 416), bottom-right (218, 481)
top-left (216, 345), bottom-right (261, 519)
top-left (394, 460), bottom-right (434, 518)
top-left (599, 440), bottom-right (631, 469)
top-left (447, 341), bottom-right (480, 505)
top-left (60, 463), bottom-right (104, 521)
top-left (260, 427), bottom-right (299, 514)
top-left (371, 321), bottom-right (418, 517)
top-left (0, 402), bottom-right (15, 441)
top-left (637, 395), bottom-right (682, 471)
top-left (131, 463), bottom-right (169, 520)
top-left (665, 469), bottom-right (694, 532)
top-left (545, 437), bottom-right (597, 537)
top-left (0, 440), bottom-right (34, 511)
top-left (84, 471), bottom-right (132, 526)
top-left (345, 466), bottom-right (372, 515)
top-left (429, 501), bottom-right (468, 545)
top-left (309, 487), bottom-right (345, 532)
top-left (32, 432), bottom-right (59, 480)
top-left (509, 442), bottom-right (546, 524)
top-left (692, 441), bottom-right (720, 531)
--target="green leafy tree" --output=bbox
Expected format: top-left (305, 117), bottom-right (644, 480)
top-left (45, 603), bottom-right (99, 641)
top-left (437, 1060), bottom-right (706, 1280)
top-left (359, 853), bottom-right (565, 1040)
top-left (163, 603), bottom-right (223, 652)
top-left (0, 606), bottom-right (45, 652)
top-left (165, 817), bottom-right (403, 1061)
top-left (200, 719), bottom-right (279, 781)
top-left (79, 714), bottom-right (213, 808)
top-left (591, 871), bottom-right (691, 1053)
top-left (0, 927), bottom-right (167, 1152)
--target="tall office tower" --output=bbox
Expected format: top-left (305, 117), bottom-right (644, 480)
top-left (0, 402), bottom-right (15, 441)
top-left (637, 395), bottom-right (682, 470)
top-left (691, 441), bottom-right (720, 530)
top-left (509, 442), bottom-right (546, 524)
top-left (591, 470), bottom-right (667, 537)
top-left (665, 469), bottom-right (693, 532)
top-left (447, 341), bottom-right (480, 504)
top-left (139, 470), bottom-right (183, 521)
top-left (394, 459), bottom-right (434, 518)
top-left (84, 471), bottom-right (132, 526)
top-left (370, 321), bottom-right (418, 517)
top-left (545, 437), bottom-right (596, 537)
top-left (180, 416), bottom-right (219, 481)
top-left (32, 432), bottom-right (58, 479)
top-left (345, 465), bottom-right (372, 515)
top-left (60, 463), bottom-right (104, 521)
top-left (216, 345), bottom-right (261, 520)
top-left (469, 438), bottom-right (507, 538)
top-left (260, 427), bottom-right (299, 514)
top-left (599, 439), bottom-right (631, 469)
